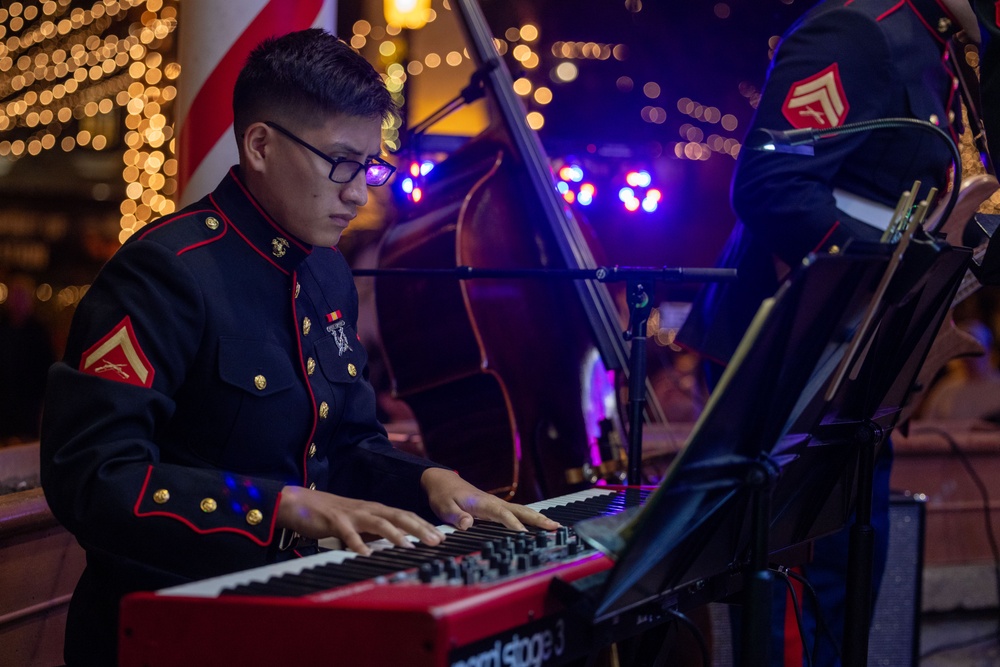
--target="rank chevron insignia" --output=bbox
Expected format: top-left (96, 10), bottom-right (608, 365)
top-left (781, 62), bottom-right (850, 130)
top-left (80, 316), bottom-right (155, 388)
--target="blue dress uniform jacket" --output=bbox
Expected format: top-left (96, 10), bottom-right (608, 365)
top-left (40, 168), bottom-right (442, 664)
top-left (678, 0), bottom-right (963, 365)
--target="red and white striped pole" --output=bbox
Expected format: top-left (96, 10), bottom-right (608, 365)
top-left (175, 0), bottom-right (336, 206)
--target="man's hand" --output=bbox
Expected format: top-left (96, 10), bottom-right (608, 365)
top-left (277, 485), bottom-right (445, 555)
top-left (420, 468), bottom-right (561, 532)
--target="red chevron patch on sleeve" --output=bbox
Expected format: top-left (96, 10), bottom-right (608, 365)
top-left (781, 62), bottom-right (850, 130)
top-left (80, 316), bottom-right (155, 388)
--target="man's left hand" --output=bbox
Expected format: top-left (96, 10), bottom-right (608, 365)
top-left (420, 468), bottom-right (561, 532)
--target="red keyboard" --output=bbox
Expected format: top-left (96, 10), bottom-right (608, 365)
top-left (118, 488), bottom-right (693, 666)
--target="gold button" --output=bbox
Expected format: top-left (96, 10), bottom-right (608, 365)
top-left (937, 16), bottom-right (951, 33)
top-left (306, 357), bottom-right (316, 375)
top-left (200, 498), bottom-right (217, 513)
top-left (205, 216), bottom-right (220, 230)
top-left (272, 237), bottom-right (289, 258)
top-left (308, 443), bottom-right (317, 458)
top-left (302, 317), bottom-right (311, 336)
top-left (254, 374), bottom-right (266, 390)
top-left (246, 509), bottom-right (263, 526)
top-left (828, 245), bottom-right (841, 255)
top-left (347, 363), bottom-right (357, 377)
top-left (308, 482), bottom-right (316, 490)
top-left (294, 282), bottom-right (301, 298)
top-left (319, 401), bottom-right (329, 419)
top-left (948, 110), bottom-right (955, 123)
top-left (153, 489), bottom-right (170, 504)
top-left (929, 114), bottom-right (939, 126)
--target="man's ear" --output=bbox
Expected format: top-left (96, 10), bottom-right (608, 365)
top-left (241, 123), bottom-right (270, 173)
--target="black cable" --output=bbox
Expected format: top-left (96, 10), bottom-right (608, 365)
top-left (772, 567), bottom-right (814, 667)
top-left (654, 609), bottom-right (710, 667)
top-left (784, 566), bottom-right (843, 665)
top-left (915, 427), bottom-right (1000, 658)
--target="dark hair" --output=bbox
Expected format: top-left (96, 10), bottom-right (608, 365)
top-left (232, 29), bottom-right (396, 138)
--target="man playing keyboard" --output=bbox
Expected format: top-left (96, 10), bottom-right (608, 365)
top-left (40, 29), bottom-right (557, 666)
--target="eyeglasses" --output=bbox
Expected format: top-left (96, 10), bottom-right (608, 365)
top-left (264, 121), bottom-right (396, 186)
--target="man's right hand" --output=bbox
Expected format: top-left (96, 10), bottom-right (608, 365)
top-left (277, 485), bottom-right (445, 555)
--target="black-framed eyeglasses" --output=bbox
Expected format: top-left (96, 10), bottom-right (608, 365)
top-left (264, 121), bottom-right (396, 186)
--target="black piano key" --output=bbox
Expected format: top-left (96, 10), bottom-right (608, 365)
top-left (362, 550), bottom-right (435, 568)
top-left (281, 566), bottom-right (362, 587)
top-left (223, 578), bottom-right (318, 598)
top-left (310, 560), bottom-right (398, 582)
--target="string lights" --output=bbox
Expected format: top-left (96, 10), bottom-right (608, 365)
top-left (367, 0), bottom-right (744, 214)
top-left (0, 0), bottom-right (177, 244)
top-left (1, 0), bottom-right (750, 311)
top-left (0, 0), bottom-right (178, 309)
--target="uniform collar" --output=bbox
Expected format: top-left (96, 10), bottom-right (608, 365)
top-left (907, 0), bottom-right (965, 42)
top-left (208, 167), bottom-right (312, 274)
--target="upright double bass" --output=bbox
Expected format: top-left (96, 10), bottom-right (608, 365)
top-left (374, 0), bottom-right (664, 502)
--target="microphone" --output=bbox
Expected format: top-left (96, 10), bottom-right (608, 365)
top-left (747, 117), bottom-right (963, 232)
top-left (746, 127), bottom-right (824, 155)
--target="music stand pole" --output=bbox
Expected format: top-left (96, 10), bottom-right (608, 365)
top-left (624, 279), bottom-right (653, 486)
top-left (743, 458), bottom-right (779, 666)
top-left (842, 423), bottom-right (882, 665)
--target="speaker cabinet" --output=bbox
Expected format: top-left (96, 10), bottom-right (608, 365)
top-left (868, 492), bottom-right (926, 667)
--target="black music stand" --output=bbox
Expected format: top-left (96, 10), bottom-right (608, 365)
top-left (766, 232), bottom-right (972, 664)
top-left (569, 250), bottom-right (891, 664)
top-left (569, 231), bottom-right (973, 664)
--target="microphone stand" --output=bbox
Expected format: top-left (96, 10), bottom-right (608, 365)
top-left (353, 265), bottom-right (736, 485)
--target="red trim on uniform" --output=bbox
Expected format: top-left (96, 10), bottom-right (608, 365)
top-left (133, 465), bottom-right (277, 547)
top-left (291, 270), bottom-right (319, 486)
top-left (135, 208), bottom-right (220, 242)
top-left (208, 193), bottom-right (292, 274)
top-left (783, 567), bottom-right (806, 666)
top-left (876, 0), bottom-right (905, 21)
top-left (904, 0), bottom-right (948, 42)
top-left (176, 227), bottom-right (227, 257)
top-left (177, 0), bottom-right (325, 194)
top-left (811, 221), bottom-right (841, 254)
top-left (227, 168), bottom-right (311, 254)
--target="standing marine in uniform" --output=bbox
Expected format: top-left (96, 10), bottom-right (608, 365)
top-left (678, 0), bottom-right (981, 664)
top-left (40, 29), bottom-right (557, 666)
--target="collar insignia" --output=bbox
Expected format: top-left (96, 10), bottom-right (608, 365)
top-left (271, 237), bottom-right (290, 258)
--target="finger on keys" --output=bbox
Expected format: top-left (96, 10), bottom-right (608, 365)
top-left (342, 529), bottom-right (372, 556)
top-left (399, 513), bottom-right (445, 546)
top-left (493, 505), bottom-right (527, 532)
top-left (514, 506), bottom-right (560, 531)
top-left (368, 517), bottom-right (415, 549)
